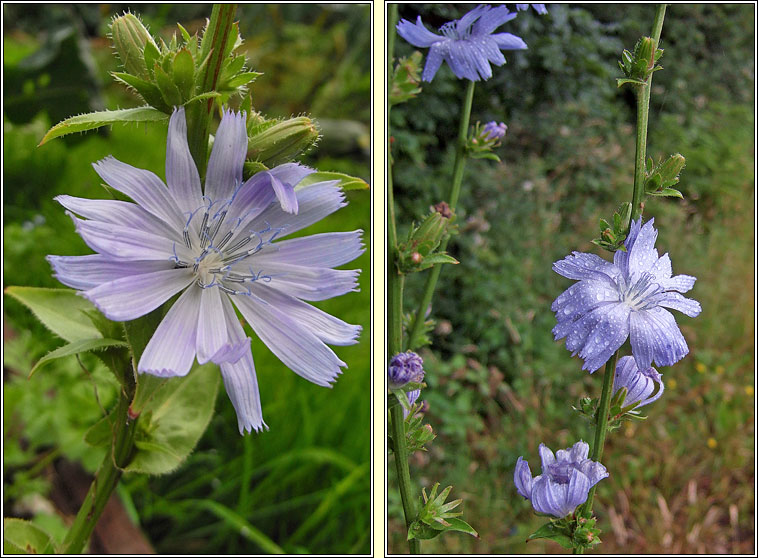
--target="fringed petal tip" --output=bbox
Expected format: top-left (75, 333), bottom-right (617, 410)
top-left (239, 419), bottom-right (269, 436)
top-left (137, 366), bottom-right (190, 378)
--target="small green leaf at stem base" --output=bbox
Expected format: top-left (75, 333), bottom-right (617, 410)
top-left (3, 518), bottom-right (56, 554)
top-left (38, 106), bottom-right (169, 145)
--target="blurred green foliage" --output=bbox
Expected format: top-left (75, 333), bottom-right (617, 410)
top-left (390, 4), bottom-right (753, 554)
top-left (4, 3), bottom-right (370, 554)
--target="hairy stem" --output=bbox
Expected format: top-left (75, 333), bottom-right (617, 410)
top-left (185, 4), bottom-right (237, 179)
top-left (405, 80), bottom-right (475, 350)
top-left (390, 395), bottom-right (420, 554)
top-left (388, 3), bottom-right (403, 356)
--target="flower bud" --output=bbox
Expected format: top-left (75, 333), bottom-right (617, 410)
top-left (612, 356), bottom-right (664, 409)
top-left (110, 13), bottom-right (159, 79)
top-left (658, 153), bottom-right (686, 183)
top-left (481, 121), bottom-right (507, 141)
top-left (388, 351), bottom-right (424, 389)
top-left (247, 116), bottom-right (320, 167)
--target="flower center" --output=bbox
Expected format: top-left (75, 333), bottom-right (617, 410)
top-left (619, 272), bottom-right (664, 311)
top-left (170, 197), bottom-right (282, 296)
top-left (546, 461), bottom-right (573, 484)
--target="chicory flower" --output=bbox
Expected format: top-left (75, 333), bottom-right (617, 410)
top-left (396, 4), bottom-right (527, 82)
top-left (514, 441), bottom-right (608, 518)
top-left (482, 121), bottom-right (507, 141)
top-left (516, 4), bottom-right (548, 15)
top-left (613, 355), bottom-right (664, 408)
top-left (48, 107), bottom-right (363, 434)
top-left (552, 218), bottom-right (701, 373)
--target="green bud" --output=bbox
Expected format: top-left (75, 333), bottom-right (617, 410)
top-left (111, 13), bottom-right (159, 79)
top-left (634, 37), bottom-right (656, 74)
top-left (658, 153), bottom-right (686, 184)
top-left (396, 211), bottom-right (457, 273)
top-left (247, 117), bottom-right (320, 167)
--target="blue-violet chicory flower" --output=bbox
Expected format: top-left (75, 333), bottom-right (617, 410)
top-left (404, 388), bottom-right (422, 419)
top-left (552, 218), bottom-right (701, 373)
top-left (48, 107), bottom-right (363, 434)
top-left (482, 121), bottom-right (507, 141)
top-left (396, 4), bottom-right (527, 82)
top-left (613, 355), bottom-right (664, 408)
top-left (388, 351), bottom-right (424, 389)
top-left (514, 441), bottom-right (608, 518)
top-left (516, 4), bottom-right (548, 15)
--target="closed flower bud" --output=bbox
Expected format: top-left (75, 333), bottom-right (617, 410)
top-left (658, 153), bottom-right (686, 183)
top-left (247, 117), bottom-right (320, 167)
top-left (110, 13), bottom-right (159, 79)
top-left (388, 351), bottom-right (424, 389)
top-left (481, 121), bottom-right (507, 141)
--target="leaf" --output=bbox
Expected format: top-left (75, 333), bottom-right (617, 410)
top-left (125, 362), bottom-right (219, 475)
top-left (29, 337), bottom-right (127, 377)
top-left (112, 72), bottom-right (170, 113)
top-left (527, 521), bottom-right (574, 549)
top-left (649, 187), bottom-right (684, 198)
top-left (3, 518), bottom-right (56, 554)
top-left (38, 106), bottom-right (168, 145)
top-left (172, 48), bottom-right (195, 100)
top-left (297, 171), bottom-right (369, 191)
top-left (225, 71), bottom-right (260, 90)
top-left (84, 412), bottom-right (114, 447)
top-left (616, 77), bottom-right (646, 87)
top-left (5, 287), bottom-right (102, 342)
top-left (153, 64), bottom-right (183, 106)
top-left (468, 151), bottom-right (501, 162)
top-left (436, 517), bottom-right (478, 538)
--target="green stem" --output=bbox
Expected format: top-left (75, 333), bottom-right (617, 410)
top-left (390, 395), bottom-right (419, 554)
top-left (185, 3), bottom-right (237, 178)
top-left (61, 381), bottom-right (137, 553)
top-left (580, 350), bottom-right (619, 519)
top-left (387, 3), bottom-right (403, 356)
top-left (405, 80), bottom-right (475, 350)
top-left (630, 4), bottom-right (667, 224)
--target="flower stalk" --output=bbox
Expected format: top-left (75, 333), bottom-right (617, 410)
top-left (185, 3), bottom-right (237, 178)
top-left (61, 370), bottom-right (137, 553)
top-left (390, 395), bottom-right (420, 554)
top-left (406, 80), bottom-right (475, 350)
top-left (630, 4), bottom-right (667, 224)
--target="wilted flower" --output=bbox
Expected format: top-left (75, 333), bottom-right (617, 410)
top-left (396, 4), bottom-right (527, 82)
top-left (514, 441), bottom-right (608, 518)
top-left (552, 218), bottom-right (701, 373)
top-left (388, 351), bottom-right (424, 389)
top-left (613, 355), bottom-right (664, 408)
top-left (516, 4), bottom-right (548, 15)
top-left (48, 107), bottom-right (363, 434)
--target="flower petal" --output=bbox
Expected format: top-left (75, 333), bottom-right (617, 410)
top-left (514, 456), bottom-right (534, 499)
top-left (69, 214), bottom-right (179, 261)
top-left (257, 263), bottom-right (360, 301)
top-left (48, 254), bottom-right (172, 290)
top-left (219, 348), bottom-right (267, 434)
top-left (422, 43), bottom-right (445, 82)
top-left (653, 291), bottom-right (702, 318)
top-left (538, 443), bottom-right (556, 472)
top-left (490, 32), bottom-right (528, 50)
top-left (552, 279), bottom-right (620, 323)
top-left (83, 269), bottom-right (193, 321)
top-left (253, 230), bottom-right (364, 268)
top-left (55, 195), bottom-right (180, 241)
top-left (196, 286), bottom-right (229, 364)
top-left (396, 16), bottom-right (441, 48)
top-left (576, 459), bottom-right (609, 487)
top-left (473, 5), bottom-right (516, 35)
top-left (269, 173), bottom-right (298, 214)
top-left (249, 283), bottom-right (361, 346)
top-left (247, 181), bottom-right (347, 240)
top-left (205, 110), bottom-right (247, 202)
top-left (447, 39), bottom-right (482, 81)
top-left (165, 107), bottom-right (203, 215)
top-left (531, 476), bottom-right (571, 517)
top-left (92, 156), bottom-right (184, 231)
top-left (666, 274), bottom-right (697, 293)
top-left (233, 292), bottom-right (346, 387)
top-left (138, 286), bottom-right (201, 377)
top-left (553, 251), bottom-right (619, 282)
top-left (576, 302), bottom-right (631, 373)
top-left (565, 468), bottom-right (592, 511)
top-left (630, 307), bottom-right (689, 369)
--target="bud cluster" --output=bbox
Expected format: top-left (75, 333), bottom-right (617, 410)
top-left (110, 12), bottom-right (258, 114)
top-left (591, 202), bottom-right (631, 253)
top-left (645, 153), bottom-right (686, 198)
top-left (396, 210), bottom-right (458, 274)
top-left (466, 120), bottom-right (507, 161)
